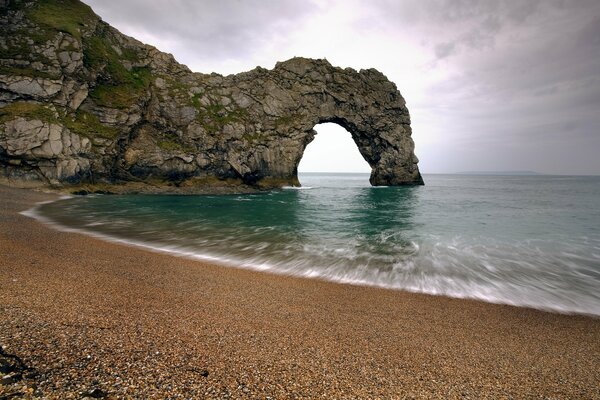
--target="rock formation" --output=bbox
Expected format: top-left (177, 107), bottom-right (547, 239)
top-left (0, 0), bottom-right (423, 192)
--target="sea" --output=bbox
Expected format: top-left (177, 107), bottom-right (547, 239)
top-left (27, 173), bottom-right (600, 316)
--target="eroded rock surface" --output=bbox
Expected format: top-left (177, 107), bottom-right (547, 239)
top-left (0, 0), bottom-right (423, 191)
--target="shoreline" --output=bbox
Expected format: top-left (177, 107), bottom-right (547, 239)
top-left (23, 195), bottom-right (600, 318)
top-left (1, 184), bottom-right (599, 398)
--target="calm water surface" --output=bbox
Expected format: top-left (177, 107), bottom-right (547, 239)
top-left (31, 174), bottom-right (600, 315)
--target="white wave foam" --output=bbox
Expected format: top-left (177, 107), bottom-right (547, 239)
top-left (20, 198), bottom-right (600, 317)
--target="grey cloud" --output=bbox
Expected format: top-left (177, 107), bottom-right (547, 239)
top-left (377, 0), bottom-right (600, 173)
top-left (460, 15), bottom-right (501, 49)
top-left (433, 0), bottom-right (496, 22)
top-left (371, 0), bottom-right (588, 60)
top-left (434, 42), bottom-right (456, 59)
top-left (432, 3), bottom-right (530, 58)
top-left (410, 1), bottom-right (600, 113)
top-left (577, 15), bottom-right (600, 49)
top-left (84, 0), bottom-right (316, 61)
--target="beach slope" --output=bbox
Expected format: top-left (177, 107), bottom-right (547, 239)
top-left (0, 185), bottom-right (599, 398)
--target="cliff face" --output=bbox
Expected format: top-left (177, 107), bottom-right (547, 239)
top-left (0, 0), bottom-right (423, 192)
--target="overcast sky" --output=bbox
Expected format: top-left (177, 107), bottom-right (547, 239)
top-left (85, 0), bottom-right (600, 174)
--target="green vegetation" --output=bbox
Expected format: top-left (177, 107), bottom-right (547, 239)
top-left (90, 66), bottom-right (152, 109)
top-left (274, 114), bottom-right (301, 127)
top-left (0, 0), bottom-right (65, 79)
top-left (62, 110), bottom-right (118, 140)
top-left (0, 102), bottom-right (118, 140)
top-left (194, 97), bottom-right (249, 135)
top-left (0, 29), bottom-right (59, 78)
top-left (0, 102), bottom-right (57, 124)
top-left (190, 93), bottom-right (203, 108)
top-left (120, 47), bottom-right (141, 63)
top-left (26, 0), bottom-right (96, 41)
top-left (84, 34), bottom-right (151, 109)
top-left (242, 131), bottom-right (267, 144)
top-left (83, 36), bottom-right (130, 76)
top-left (0, 64), bottom-right (57, 79)
top-left (157, 77), bottom-right (193, 103)
top-left (157, 140), bottom-right (183, 152)
top-left (157, 132), bottom-right (193, 152)
top-left (0, 37), bottom-right (32, 60)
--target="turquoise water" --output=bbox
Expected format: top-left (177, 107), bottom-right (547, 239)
top-left (31, 173), bottom-right (600, 315)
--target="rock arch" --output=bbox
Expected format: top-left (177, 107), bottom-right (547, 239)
top-left (213, 58), bottom-right (424, 187)
top-left (0, 0), bottom-right (423, 191)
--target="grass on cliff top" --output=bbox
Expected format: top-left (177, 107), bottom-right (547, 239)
top-left (26, 0), bottom-right (96, 41)
top-left (0, 0), bottom-right (94, 78)
top-left (15, 0), bottom-right (149, 110)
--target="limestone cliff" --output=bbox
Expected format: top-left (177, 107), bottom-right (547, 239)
top-left (0, 0), bottom-right (423, 192)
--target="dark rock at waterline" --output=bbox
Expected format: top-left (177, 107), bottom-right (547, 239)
top-left (0, 0), bottom-right (423, 192)
top-left (0, 372), bottom-right (21, 385)
top-left (82, 387), bottom-right (107, 398)
top-left (0, 360), bottom-right (11, 374)
top-left (0, 347), bottom-right (27, 378)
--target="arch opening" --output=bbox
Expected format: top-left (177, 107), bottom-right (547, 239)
top-left (297, 122), bottom-right (371, 186)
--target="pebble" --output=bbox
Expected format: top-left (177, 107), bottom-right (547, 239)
top-left (0, 373), bottom-right (20, 385)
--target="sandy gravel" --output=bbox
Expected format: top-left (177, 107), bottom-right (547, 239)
top-left (0, 184), bottom-right (599, 399)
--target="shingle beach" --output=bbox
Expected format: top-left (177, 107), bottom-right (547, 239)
top-left (1, 185), bottom-right (599, 399)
